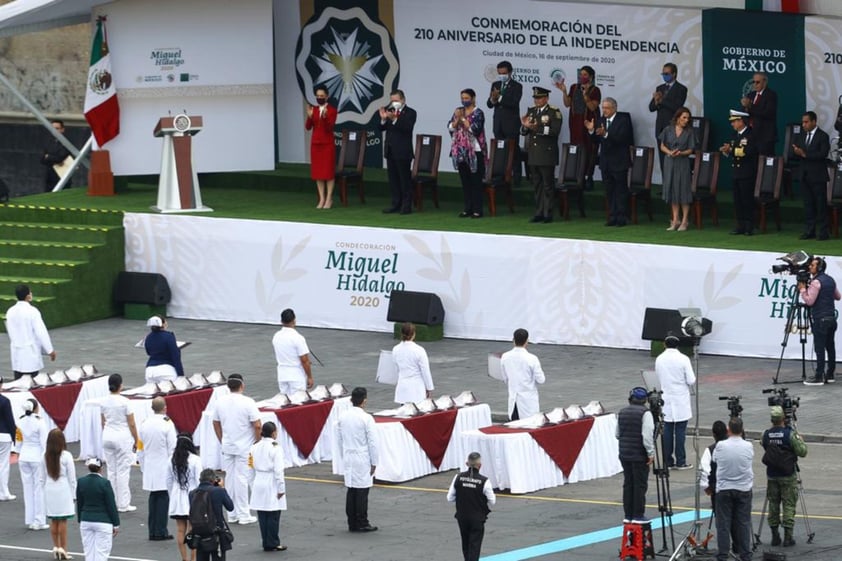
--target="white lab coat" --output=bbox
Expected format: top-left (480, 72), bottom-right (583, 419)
top-left (138, 414), bottom-right (177, 491)
top-left (500, 347), bottom-right (546, 419)
top-left (166, 453), bottom-right (202, 517)
top-left (391, 341), bottom-right (434, 404)
top-left (336, 406), bottom-right (379, 489)
top-left (248, 437), bottom-right (287, 511)
top-left (5, 301), bottom-right (53, 373)
top-left (655, 348), bottom-right (696, 422)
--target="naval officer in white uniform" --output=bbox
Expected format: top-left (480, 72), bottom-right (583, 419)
top-left (271, 308), bottom-right (313, 394)
top-left (138, 397), bottom-right (177, 540)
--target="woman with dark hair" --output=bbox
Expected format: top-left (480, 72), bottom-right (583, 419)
top-left (248, 422), bottom-right (287, 552)
top-left (144, 315), bottom-right (184, 383)
top-left (18, 398), bottom-right (48, 530)
top-left (304, 84), bottom-right (338, 209)
top-left (448, 88), bottom-right (488, 218)
top-left (41, 428), bottom-right (76, 559)
top-left (100, 373), bottom-right (140, 513)
top-left (391, 322), bottom-right (434, 404)
top-left (167, 433), bottom-right (203, 561)
top-left (554, 65), bottom-right (601, 188)
top-left (658, 106), bottom-right (697, 231)
top-left (76, 457), bottom-right (120, 561)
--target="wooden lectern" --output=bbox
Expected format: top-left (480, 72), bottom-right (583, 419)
top-left (152, 114), bottom-right (212, 213)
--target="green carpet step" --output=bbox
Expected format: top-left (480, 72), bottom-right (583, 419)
top-left (0, 240), bottom-right (104, 261)
top-left (0, 296), bottom-right (62, 328)
top-left (0, 257), bottom-right (86, 280)
top-left (0, 203), bottom-right (124, 226)
top-left (0, 276), bottom-right (71, 297)
top-left (0, 222), bottom-right (120, 243)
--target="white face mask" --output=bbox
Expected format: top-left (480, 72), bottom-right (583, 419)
top-left (391, 101), bottom-right (403, 110)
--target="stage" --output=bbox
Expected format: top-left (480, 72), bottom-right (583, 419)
top-left (12, 164), bottom-right (841, 359)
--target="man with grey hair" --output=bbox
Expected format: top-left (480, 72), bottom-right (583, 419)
top-left (586, 97), bottom-right (634, 227)
top-left (138, 396), bottom-right (176, 540)
top-left (447, 452), bottom-right (496, 561)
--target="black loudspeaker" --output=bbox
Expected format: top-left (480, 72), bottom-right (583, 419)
top-left (387, 290), bottom-right (445, 326)
top-left (641, 308), bottom-right (683, 341)
top-left (113, 272), bottom-right (171, 305)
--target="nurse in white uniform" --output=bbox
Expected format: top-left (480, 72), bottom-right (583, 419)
top-left (17, 399), bottom-right (48, 530)
top-left (100, 374), bottom-right (140, 512)
top-left (248, 422), bottom-right (287, 552)
top-left (391, 322), bottom-right (435, 404)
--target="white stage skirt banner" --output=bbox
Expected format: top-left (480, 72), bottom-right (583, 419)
top-left (124, 213), bottom-right (836, 359)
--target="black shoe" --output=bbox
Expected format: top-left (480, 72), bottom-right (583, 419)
top-left (471, 213), bottom-right (482, 219)
top-left (530, 216), bottom-right (544, 223)
top-left (783, 537), bottom-right (796, 547)
top-left (382, 207), bottom-right (399, 214)
top-left (399, 209), bottom-right (412, 215)
top-left (744, 229), bottom-right (753, 236)
top-left (826, 373), bottom-right (835, 383)
top-left (729, 229), bottom-right (744, 235)
top-left (358, 525), bottom-right (378, 532)
top-left (615, 219), bottom-right (627, 227)
top-left (799, 232), bottom-right (816, 240)
top-left (770, 527), bottom-right (781, 546)
top-left (150, 535), bottom-right (174, 541)
top-left (818, 233), bottom-right (830, 241)
top-left (605, 220), bottom-right (617, 226)
top-left (458, 212), bottom-right (470, 218)
top-left (543, 217), bottom-right (553, 223)
top-left (804, 376), bottom-right (825, 386)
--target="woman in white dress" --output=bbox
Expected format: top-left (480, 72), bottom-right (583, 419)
top-left (41, 428), bottom-right (77, 560)
top-left (166, 434), bottom-right (202, 561)
top-left (248, 422), bottom-right (287, 552)
top-left (391, 322), bottom-right (435, 404)
top-left (100, 374), bottom-right (140, 512)
top-left (17, 398), bottom-right (48, 530)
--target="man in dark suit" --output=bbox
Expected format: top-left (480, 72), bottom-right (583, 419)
top-left (40, 120), bottom-right (72, 192)
top-left (720, 110), bottom-right (759, 236)
top-left (792, 111), bottom-right (831, 240)
top-left (741, 72), bottom-right (778, 155)
top-left (587, 97), bottom-right (634, 226)
top-left (648, 62), bottom-right (688, 174)
top-left (487, 61), bottom-right (523, 178)
top-left (379, 89), bottom-right (417, 215)
top-left (521, 86), bottom-right (562, 223)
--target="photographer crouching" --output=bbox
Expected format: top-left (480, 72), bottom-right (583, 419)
top-left (761, 406), bottom-right (807, 547)
top-left (798, 256), bottom-right (841, 386)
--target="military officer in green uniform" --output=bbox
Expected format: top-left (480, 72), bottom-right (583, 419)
top-left (761, 405), bottom-right (807, 547)
top-left (719, 109), bottom-right (759, 236)
top-left (520, 86), bottom-right (562, 223)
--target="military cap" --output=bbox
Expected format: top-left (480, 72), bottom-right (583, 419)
top-left (532, 86), bottom-right (550, 98)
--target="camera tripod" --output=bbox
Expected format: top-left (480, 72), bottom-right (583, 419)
top-left (650, 411), bottom-right (677, 555)
top-left (773, 288), bottom-right (811, 385)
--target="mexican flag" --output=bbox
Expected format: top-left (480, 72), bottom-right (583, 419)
top-left (84, 17), bottom-right (120, 147)
top-left (745, 0), bottom-right (802, 12)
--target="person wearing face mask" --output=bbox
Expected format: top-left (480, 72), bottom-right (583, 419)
top-left (554, 65), bottom-right (601, 190)
top-left (648, 63), bottom-right (688, 176)
top-left (304, 84), bottom-right (338, 209)
top-left (379, 89), bottom-right (417, 215)
top-left (487, 61), bottom-right (523, 178)
top-left (449, 89), bottom-right (488, 218)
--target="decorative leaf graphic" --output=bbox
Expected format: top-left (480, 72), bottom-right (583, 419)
top-left (255, 272), bottom-right (267, 311)
top-left (440, 237), bottom-right (453, 278)
top-left (709, 297), bottom-right (740, 310)
top-left (288, 235), bottom-right (311, 263)
top-left (459, 269), bottom-right (471, 311)
top-left (417, 267), bottom-right (448, 281)
top-left (719, 264), bottom-right (743, 292)
top-left (279, 268), bottom-right (307, 281)
top-left (703, 265), bottom-right (715, 302)
top-left (404, 234), bottom-right (434, 260)
top-left (271, 239), bottom-right (285, 282)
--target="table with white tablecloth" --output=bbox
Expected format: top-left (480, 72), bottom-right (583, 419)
top-left (461, 413), bottom-right (621, 494)
top-left (79, 386), bottom-right (226, 459)
top-left (2, 375), bottom-right (110, 443)
top-left (332, 403), bottom-right (492, 483)
top-left (197, 396), bottom-right (352, 470)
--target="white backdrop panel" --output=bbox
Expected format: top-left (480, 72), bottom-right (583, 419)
top-left (124, 214), bottom-right (831, 359)
top-left (805, 16), bottom-right (842, 136)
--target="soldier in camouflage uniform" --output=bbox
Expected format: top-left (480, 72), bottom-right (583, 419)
top-left (520, 86), bottom-right (562, 223)
top-left (761, 405), bottom-right (808, 547)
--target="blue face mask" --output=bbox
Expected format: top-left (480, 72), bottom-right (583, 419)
top-left (462, 100), bottom-right (472, 108)
top-left (662, 73), bottom-right (673, 83)
top-left (499, 73), bottom-right (510, 82)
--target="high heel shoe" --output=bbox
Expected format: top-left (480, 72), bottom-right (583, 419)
top-left (52, 547), bottom-right (59, 560)
top-left (677, 222), bottom-right (688, 231)
top-left (666, 222), bottom-right (678, 231)
top-left (58, 547), bottom-right (73, 560)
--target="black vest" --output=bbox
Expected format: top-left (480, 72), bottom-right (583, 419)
top-left (453, 469), bottom-right (491, 521)
top-left (762, 425), bottom-right (796, 477)
top-left (707, 442), bottom-right (718, 492)
top-left (812, 273), bottom-right (837, 320)
top-left (617, 404), bottom-right (647, 462)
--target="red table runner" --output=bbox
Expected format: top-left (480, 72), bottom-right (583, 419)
top-left (480, 417), bottom-right (596, 478)
top-left (164, 388), bottom-right (214, 434)
top-left (31, 382), bottom-right (83, 431)
top-left (376, 409), bottom-right (459, 469)
top-left (265, 400), bottom-right (334, 459)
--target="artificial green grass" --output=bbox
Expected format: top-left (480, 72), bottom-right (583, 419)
top-left (9, 163), bottom-right (840, 256)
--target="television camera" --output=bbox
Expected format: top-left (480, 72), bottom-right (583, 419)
top-left (771, 250), bottom-right (811, 283)
top-left (762, 386), bottom-right (800, 426)
top-left (718, 395), bottom-right (743, 418)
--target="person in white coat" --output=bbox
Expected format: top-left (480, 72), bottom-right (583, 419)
top-left (655, 335), bottom-right (696, 469)
top-left (17, 399), bottom-right (49, 530)
top-left (500, 328), bottom-right (546, 420)
top-left (139, 397), bottom-right (177, 540)
top-left (100, 374), bottom-right (140, 512)
top-left (5, 284), bottom-right (56, 379)
top-left (392, 322), bottom-right (434, 404)
top-left (272, 308), bottom-right (314, 394)
top-left (336, 387), bottom-right (379, 532)
top-left (212, 375), bottom-right (261, 525)
top-left (166, 434), bottom-right (202, 561)
top-left (248, 422), bottom-right (287, 552)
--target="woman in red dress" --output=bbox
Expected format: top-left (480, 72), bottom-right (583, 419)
top-left (554, 65), bottom-right (601, 190)
top-left (304, 85), bottom-right (338, 208)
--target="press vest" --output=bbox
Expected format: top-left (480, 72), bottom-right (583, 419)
top-left (617, 404), bottom-right (647, 462)
top-left (762, 425), bottom-right (796, 478)
top-left (812, 273), bottom-right (837, 320)
top-left (453, 469), bottom-right (491, 521)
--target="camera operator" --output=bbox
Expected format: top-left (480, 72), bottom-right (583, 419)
top-left (798, 256), bottom-right (841, 385)
top-left (761, 406), bottom-right (807, 547)
top-left (188, 469), bottom-right (234, 561)
top-left (655, 335), bottom-right (696, 470)
top-left (712, 417), bottom-right (753, 561)
top-left (615, 387), bottom-right (656, 523)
